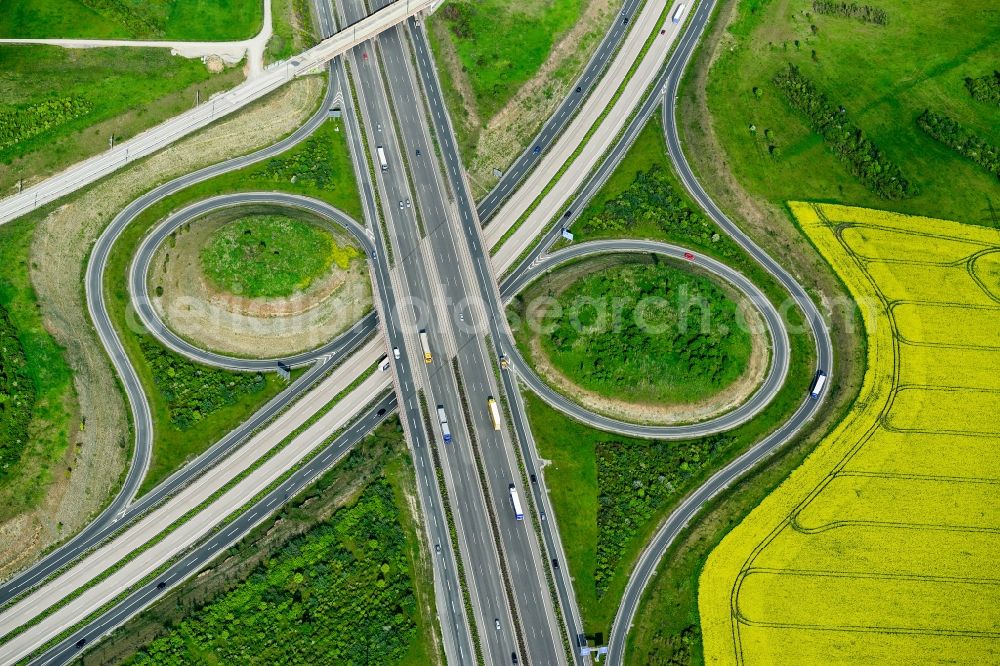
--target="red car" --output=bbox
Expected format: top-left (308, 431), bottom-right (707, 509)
top-left (683, 252), bottom-right (695, 261)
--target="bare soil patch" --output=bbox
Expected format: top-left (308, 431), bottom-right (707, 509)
top-left (0, 75), bottom-right (324, 577)
top-left (149, 210), bottom-right (372, 358)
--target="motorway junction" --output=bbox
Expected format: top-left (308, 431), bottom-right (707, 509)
top-left (0, 0), bottom-right (833, 664)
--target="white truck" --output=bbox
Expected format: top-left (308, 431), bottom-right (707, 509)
top-left (437, 405), bottom-right (452, 443)
top-left (672, 3), bottom-right (686, 23)
top-left (419, 329), bottom-right (432, 364)
top-left (508, 483), bottom-right (523, 521)
top-left (810, 370), bottom-right (828, 399)
top-left (376, 145), bottom-right (388, 172)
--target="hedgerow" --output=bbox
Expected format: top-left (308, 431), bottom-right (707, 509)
top-left (917, 109), bottom-right (1000, 179)
top-left (0, 302), bottom-right (35, 478)
top-left (594, 434), bottom-right (733, 599)
top-left (77, 0), bottom-right (164, 36)
top-left (964, 70), bottom-right (1000, 107)
top-left (125, 478), bottom-right (419, 664)
top-left (139, 339), bottom-right (265, 430)
top-left (772, 64), bottom-right (914, 200)
top-left (0, 97), bottom-right (93, 152)
top-left (811, 1), bottom-right (888, 25)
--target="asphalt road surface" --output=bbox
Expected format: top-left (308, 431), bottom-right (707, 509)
top-left (29, 392), bottom-right (396, 666)
top-left (400, 17), bottom-right (578, 664)
top-left (330, 6), bottom-right (479, 659)
top-left (339, 5), bottom-right (538, 662)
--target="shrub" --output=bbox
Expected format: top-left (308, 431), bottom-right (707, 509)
top-left (0, 97), bottom-right (93, 152)
top-left (140, 339), bottom-right (265, 430)
top-left (594, 434), bottom-right (733, 598)
top-left (260, 132), bottom-right (342, 190)
top-left (917, 109), bottom-right (1000, 179)
top-left (77, 0), bottom-right (165, 36)
top-left (964, 71), bottom-right (1000, 107)
top-left (811, 1), bottom-right (888, 25)
top-left (0, 302), bottom-right (35, 478)
top-left (541, 260), bottom-right (749, 404)
top-left (772, 64), bottom-right (914, 199)
top-left (580, 165), bottom-right (742, 262)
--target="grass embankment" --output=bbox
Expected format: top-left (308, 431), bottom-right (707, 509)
top-left (101, 117), bottom-right (363, 495)
top-left (427, 0), bottom-right (616, 193)
top-left (701, 0), bottom-right (999, 226)
top-left (0, 45), bottom-right (244, 193)
top-left (0, 218), bottom-right (76, 520)
top-left (700, 205), bottom-right (1000, 663)
top-left (0, 0), bottom-right (263, 40)
top-left (522, 114), bottom-right (816, 649)
top-left (266, 0), bottom-right (318, 63)
top-left (200, 214), bottom-right (358, 298)
top-left (81, 418), bottom-right (442, 666)
top-left (430, 0), bottom-right (586, 123)
top-left (512, 258), bottom-right (752, 407)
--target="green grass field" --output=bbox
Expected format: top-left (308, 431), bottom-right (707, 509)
top-left (0, 218), bottom-right (76, 520)
top-left (522, 258), bottom-right (752, 406)
top-left (98, 117), bottom-right (362, 495)
top-left (703, 0), bottom-right (1000, 226)
top-left (0, 0), bottom-right (264, 40)
top-left (0, 45), bottom-right (243, 192)
top-left (429, 0), bottom-right (587, 121)
top-left (201, 214), bottom-right (358, 298)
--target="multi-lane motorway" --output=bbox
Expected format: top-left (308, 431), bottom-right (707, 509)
top-left (339, 0), bottom-right (568, 660)
top-left (0, 0), bottom-right (838, 662)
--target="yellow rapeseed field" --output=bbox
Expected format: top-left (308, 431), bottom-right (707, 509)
top-left (700, 203), bottom-right (1000, 665)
